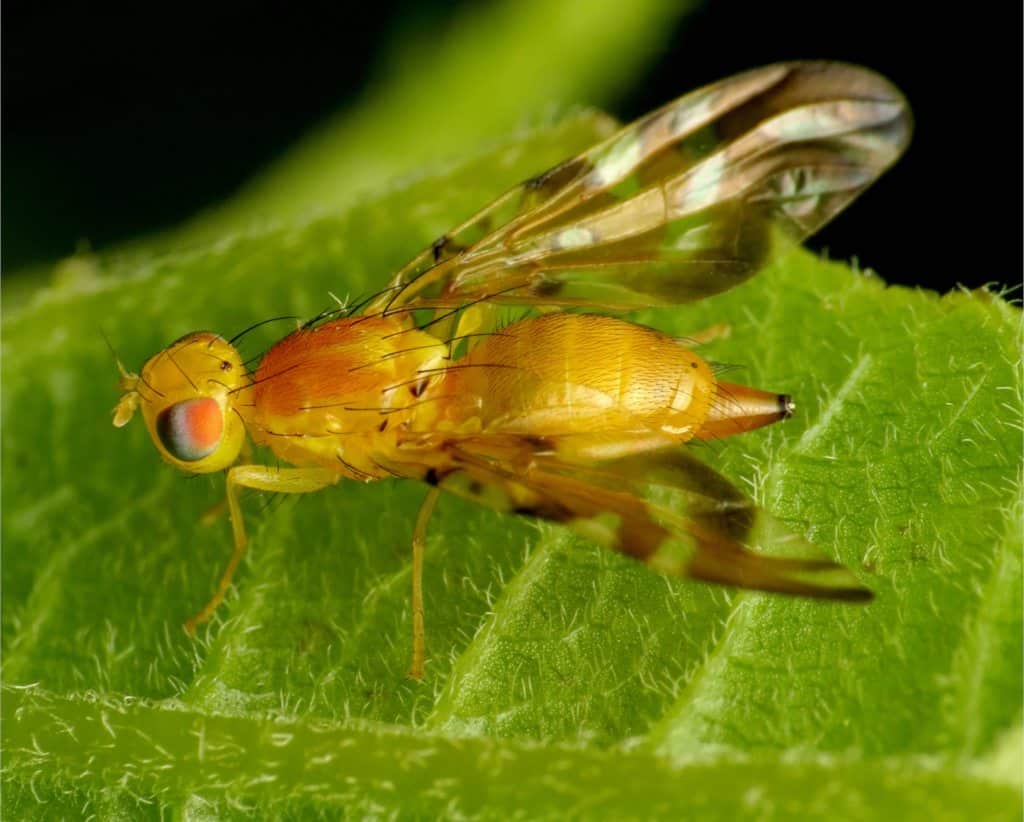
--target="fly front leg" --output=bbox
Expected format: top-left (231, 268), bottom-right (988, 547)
top-left (198, 496), bottom-right (229, 527)
top-left (184, 465), bottom-right (338, 634)
top-left (409, 487), bottom-right (440, 681)
top-left (196, 442), bottom-right (254, 526)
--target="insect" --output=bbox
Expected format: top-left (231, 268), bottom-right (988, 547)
top-left (113, 62), bottom-right (911, 679)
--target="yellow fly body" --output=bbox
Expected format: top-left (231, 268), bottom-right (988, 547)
top-left (114, 62), bottom-right (911, 678)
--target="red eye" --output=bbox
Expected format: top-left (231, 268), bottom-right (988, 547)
top-left (156, 398), bottom-right (224, 462)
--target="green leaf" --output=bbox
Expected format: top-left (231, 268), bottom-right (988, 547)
top-left (3, 4), bottom-right (1021, 815)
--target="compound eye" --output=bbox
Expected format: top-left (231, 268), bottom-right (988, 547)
top-left (156, 397), bottom-right (224, 462)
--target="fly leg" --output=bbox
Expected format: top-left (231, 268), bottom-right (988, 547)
top-left (196, 442), bottom-right (253, 526)
top-left (198, 496), bottom-right (229, 526)
top-left (185, 465), bottom-right (338, 634)
top-left (409, 487), bottom-right (440, 681)
top-left (681, 323), bottom-right (730, 345)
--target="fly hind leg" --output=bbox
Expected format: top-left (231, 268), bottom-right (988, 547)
top-left (408, 487), bottom-right (440, 681)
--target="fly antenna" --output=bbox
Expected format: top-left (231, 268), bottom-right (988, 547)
top-left (99, 327), bottom-right (134, 381)
top-left (101, 327), bottom-right (142, 427)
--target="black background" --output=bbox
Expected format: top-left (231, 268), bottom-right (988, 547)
top-left (4, 1), bottom-right (1021, 292)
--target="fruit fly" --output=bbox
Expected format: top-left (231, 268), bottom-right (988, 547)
top-left (113, 62), bottom-right (911, 679)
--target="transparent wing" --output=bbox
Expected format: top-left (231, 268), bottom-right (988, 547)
top-left (411, 433), bottom-right (871, 600)
top-left (367, 61), bottom-right (911, 315)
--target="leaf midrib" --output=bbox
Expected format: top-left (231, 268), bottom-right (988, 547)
top-left (5, 684), bottom-right (1019, 814)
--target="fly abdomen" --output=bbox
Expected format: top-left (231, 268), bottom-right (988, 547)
top-left (695, 382), bottom-right (795, 439)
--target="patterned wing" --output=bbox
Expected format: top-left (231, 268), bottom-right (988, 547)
top-left (411, 434), bottom-right (871, 600)
top-left (369, 61), bottom-right (911, 314)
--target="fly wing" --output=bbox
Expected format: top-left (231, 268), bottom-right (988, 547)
top-left (370, 62), bottom-right (911, 314)
top-left (421, 435), bottom-right (871, 600)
